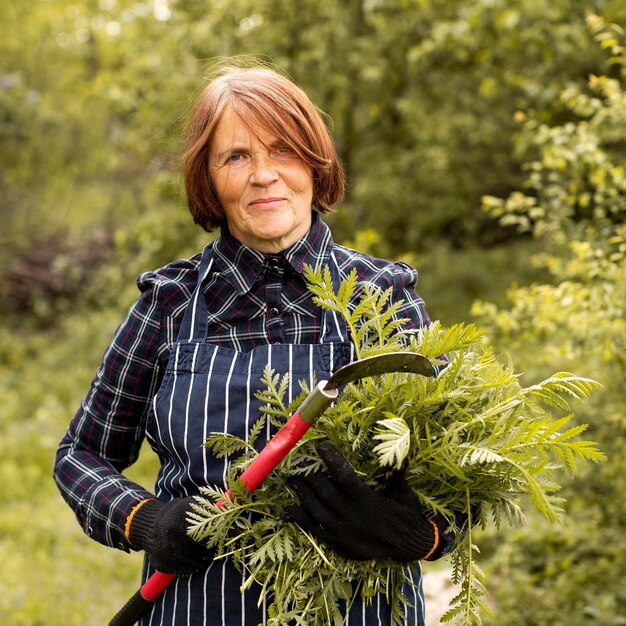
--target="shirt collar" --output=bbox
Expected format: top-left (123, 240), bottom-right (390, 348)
top-left (212, 212), bottom-right (335, 295)
top-left (282, 211), bottom-right (334, 275)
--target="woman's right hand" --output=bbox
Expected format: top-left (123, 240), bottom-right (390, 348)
top-left (127, 497), bottom-right (213, 575)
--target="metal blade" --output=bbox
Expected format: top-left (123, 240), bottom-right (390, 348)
top-left (325, 351), bottom-right (433, 390)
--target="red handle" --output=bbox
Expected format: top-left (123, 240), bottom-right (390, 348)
top-left (140, 571), bottom-right (177, 601)
top-left (236, 410), bottom-right (312, 492)
top-left (108, 412), bottom-right (313, 626)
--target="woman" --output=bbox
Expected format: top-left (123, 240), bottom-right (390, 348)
top-left (54, 63), bottom-right (460, 625)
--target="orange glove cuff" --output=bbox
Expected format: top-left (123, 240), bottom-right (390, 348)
top-left (421, 518), bottom-right (440, 560)
top-left (124, 498), bottom-right (157, 546)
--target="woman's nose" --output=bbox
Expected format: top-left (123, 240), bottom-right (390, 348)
top-left (249, 154), bottom-right (279, 185)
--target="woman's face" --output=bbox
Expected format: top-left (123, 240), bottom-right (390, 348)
top-left (208, 107), bottom-right (314, 253)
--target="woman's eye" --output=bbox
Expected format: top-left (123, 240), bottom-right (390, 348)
top-left (229, 153), bottom-right (243, 162)
top-left (274, 145), bottom-right (294, 156)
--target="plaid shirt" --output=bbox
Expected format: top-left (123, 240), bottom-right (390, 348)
top-left (54, 213), bottom-right (463, 555)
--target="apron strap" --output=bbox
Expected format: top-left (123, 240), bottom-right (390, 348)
top-left (178, 243), bottom-right (215, 342)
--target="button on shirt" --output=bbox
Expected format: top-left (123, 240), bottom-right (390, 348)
top-left (53, 212), bottom-right (449, 553)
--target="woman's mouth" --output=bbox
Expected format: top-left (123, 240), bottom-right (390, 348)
top-left (249, 197), bottom-right (286, 208)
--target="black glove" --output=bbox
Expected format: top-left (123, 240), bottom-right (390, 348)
top-left (127, 497), bottom-right (213, 575)
top-left (282, 441), bottom-right (439, 562)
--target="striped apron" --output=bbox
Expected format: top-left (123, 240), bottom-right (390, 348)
top-left (140, 244), bottom-right (426, 625)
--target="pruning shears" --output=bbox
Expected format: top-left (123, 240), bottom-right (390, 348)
top-left (108, 351), bottom-right (434, 626)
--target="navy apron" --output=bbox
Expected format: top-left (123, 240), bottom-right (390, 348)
top-left (140, 243), bottom-right (426, 625)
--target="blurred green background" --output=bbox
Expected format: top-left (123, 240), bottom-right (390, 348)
top-left (1, 1), bottom-right (625, 624)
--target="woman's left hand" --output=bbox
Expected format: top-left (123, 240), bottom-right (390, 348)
top-left (281, 441), bottom-right (439, 562)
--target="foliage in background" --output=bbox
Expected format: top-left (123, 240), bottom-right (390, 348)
top-left (473, 15), bottom-right (626, 625)
top-left (2, 0), bottom-right (625, 324)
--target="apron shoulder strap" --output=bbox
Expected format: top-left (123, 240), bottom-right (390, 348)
top-left (178, 243), bottom-right (215, 342)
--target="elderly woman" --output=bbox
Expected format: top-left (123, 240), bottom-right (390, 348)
top-left (54, 64), bottom-right (460, 625)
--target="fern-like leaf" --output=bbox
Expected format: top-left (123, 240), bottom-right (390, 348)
top-left (523, 372), bottom-right (602, 410)
top-left (373, 416), bottom-right (411, 469)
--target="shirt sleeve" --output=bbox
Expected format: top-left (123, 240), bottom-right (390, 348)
top-left (53, 283), bottom-right (166, 551)
top-left (389, 261), bottom-right (432, 331)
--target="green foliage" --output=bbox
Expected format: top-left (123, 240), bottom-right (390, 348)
top-left (304, 266), bottom-right (409, 358)
top-left (1, 0), bottom-right (622, 284)
top-left (472, 15), bottom-right (626, 624)
top-left (474, 14), bottom-right (626, 385)
top-left (1, 0), bottom-right (620, 326)
top-left (189, 269), bottom-right (602, 625)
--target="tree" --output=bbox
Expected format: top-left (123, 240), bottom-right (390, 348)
top-left (473, 16), bottom-right (626, 623)
top-left (1, 0), bottom-right (618, 273)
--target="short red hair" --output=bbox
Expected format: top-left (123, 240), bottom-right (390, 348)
top-left (183, 63), bottom-right (345, 232)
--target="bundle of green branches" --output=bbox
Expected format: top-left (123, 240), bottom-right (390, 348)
top-left (188, 266), bottom-right (604, 625)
